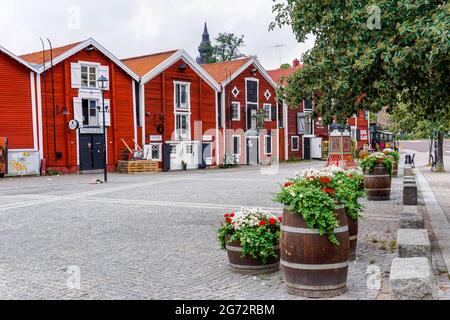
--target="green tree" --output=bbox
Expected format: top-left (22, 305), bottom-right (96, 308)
top-left (213, 33), bottom-right (246, 62)
top-left (199, 41), bottom-right (217, 64)
top-left (270, 0), bottom-right (449, 171)
top-left (280, 63), bottom-right (292, 69)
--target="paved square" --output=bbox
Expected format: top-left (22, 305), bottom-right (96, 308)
top-left (0, 162), bottom-right (399, 300)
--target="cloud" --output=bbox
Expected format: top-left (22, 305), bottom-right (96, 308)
top-left (0, 0), bottom-right (314, 69)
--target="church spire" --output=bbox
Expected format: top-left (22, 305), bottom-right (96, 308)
top-left (197, 22), bottom-right (214, 64)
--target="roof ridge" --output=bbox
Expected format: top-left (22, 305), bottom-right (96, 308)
top-left (201, 56), bottom-right (252, 67)
top-left (19, 40), bottom-right (85, 58)
top-left (122, 49), bottom-right (179, 62)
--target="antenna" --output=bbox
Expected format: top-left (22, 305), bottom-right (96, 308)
top-left (268, 44), bottom-right (287, 67)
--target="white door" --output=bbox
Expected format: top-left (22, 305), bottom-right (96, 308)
top-left (311, 137), bottom-right (323, 159)
top-left (182, 142), bottom-right (199, 170)
top-left (170, 144), bottom-right (182, 170)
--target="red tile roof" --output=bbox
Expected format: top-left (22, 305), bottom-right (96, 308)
top-left (20, 41), bottom-right (82, 65)
top-left (268, 64), bottom-right (303, 86)
top-left (122, 50), bottom-right (179, 77)
top-left (201, 57), bottom-right (252, 84)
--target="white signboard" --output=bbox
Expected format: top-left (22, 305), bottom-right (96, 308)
top-left (7, 150), bottom-right (40, 176)
top-left (150, 135), bottom-right (163, 142)
top-left (360, 130), bottom-right (368, 141)
top-left (203, 135), bottom-right (213, 142)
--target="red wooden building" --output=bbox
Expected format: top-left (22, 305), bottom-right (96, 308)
top-left (20, 38), bottom-right (140, 174)
top-left (0, 46), bottom-right (41, 176)
top-left (202, 57), bottom-right (279, 166)
top-left (123, 50), bottom-right (221, 170)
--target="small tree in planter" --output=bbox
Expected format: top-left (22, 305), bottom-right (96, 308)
top-left (361, 153), bottom-right (394, 201)
top-left (218, 208), bottom-right (281, 274)
top-left (383, 148), bottom-right (400, 177)
top-left (274, 169), bottom-right (359, 297)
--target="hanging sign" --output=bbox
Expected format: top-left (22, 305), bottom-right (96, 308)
top-left (68, 120), bottom-right (80, 131)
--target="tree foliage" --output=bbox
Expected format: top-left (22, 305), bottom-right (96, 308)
top-left (213, 33), bottom-right (246, 62)
top-left (270, 0), bottom-right (450, 128)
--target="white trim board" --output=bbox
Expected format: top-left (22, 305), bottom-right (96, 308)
top-left (138, 49), bottom-right (220, 92)
top-left (0, 45), bottom-right (39, 73)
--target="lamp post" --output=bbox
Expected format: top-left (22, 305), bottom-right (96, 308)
top-left (97, 75), bottom-right (109, 183)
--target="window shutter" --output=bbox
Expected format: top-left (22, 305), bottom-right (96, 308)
top-left (98, 66), bottom-right (110, 90)
top-left (71, 63), bottom-right (81, 89)
top-left (73, 97), bottom-right (83, 123)
top-left (104, 99), bottom-right (111, 126)
top-left (271, 105), bottom-right (277, 121)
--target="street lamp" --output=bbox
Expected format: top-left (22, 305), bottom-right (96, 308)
top-left (97, 75), bottom-right (109, 183)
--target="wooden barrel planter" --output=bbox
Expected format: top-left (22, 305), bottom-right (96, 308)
top-left (347, 217), bottom-right (358, 261)
top-left (364, 165), bottom-right (392, 201)
top-left (225, 236), bottom-right (280, 275)
top-left (280, 206), bottom-right (350, 298)
top-left (392, 162), bottom-right (399, 177)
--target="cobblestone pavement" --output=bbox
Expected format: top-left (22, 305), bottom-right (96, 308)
top-left (0, 162), bottom-right (399, 300)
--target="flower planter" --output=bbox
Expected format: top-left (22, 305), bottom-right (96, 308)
top-left (280, 206), bottom-right (350, 298)
top-left (225, 236), bottom-right (280, 275)
top-left (392, 162), bottom-right (399, 177)
top-left (347, 217), bottom-right (359, 261)
top-left (364, 165), bottom-right (392, 201)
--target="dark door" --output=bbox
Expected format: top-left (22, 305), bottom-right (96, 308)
top-left (303, 137), bottom-right (311, 160)
top-left (200, 143), bottom-right (211, 169)
top-left (79, 134), bottom-right (105, 171)
top-left (163, 143), bottom-right (171, 171)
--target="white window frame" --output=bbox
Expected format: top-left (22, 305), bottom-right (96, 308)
top-left (82, 98), bottom-right (99, 127)
top-left (263, 104), bottom-right (272, 122)
top-left (264, 135), bottom-right (273, 155)
top-left (174, 81), bottom-right (191, 111)
top-left (80, 62), bottom-right (99, 89)
top-left (231, 102), bottom-right (241, 121)
top-left (232, 135), bottom-right (241, 156)
top-left (149, 143), bottom-right (162, 161)
top-left (174, 112), bottom-right (191, 141)
top-left (291, 136), bottom-right (300, 152)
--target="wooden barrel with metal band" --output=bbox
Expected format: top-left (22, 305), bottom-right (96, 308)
top-left (392, 161), bottom-right (399, 177)
top-left (347, 217), bottom-right (359, 261)
top-left (364, 165), bottom-right (392, 201)
top-left (280, 206), bottom-right (350, 298)
top-left (225, 236), bottom-right (280, 275)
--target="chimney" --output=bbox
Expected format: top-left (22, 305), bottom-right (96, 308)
top-left (293, 59), bottom-right (300, 67)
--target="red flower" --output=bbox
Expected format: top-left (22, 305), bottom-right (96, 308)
top-left (230, 213), bottom-right (235, 218)
top-left (259, 221), bottom-right (267, 226)
top-left (226, 218), bottom-right (232, 224)
top-left (322, 188), bottom-right (336, 194)
top-left (284, 182), bottom-right (294, 188)
top-left (320, 177), bottom-right (331, 184)
top-left (322, 188), bottom-right (328, 193)
top-left (348, 174), bottom-right (353, 178)
top-left (269, 218), bottom-right (277, 225)
top-left (224, 214), bottom-right (230, 218)
top-left (278, 217), bottom-right (283, 222)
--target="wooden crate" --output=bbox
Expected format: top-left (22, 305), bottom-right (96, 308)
top-left (118, 160), bottom-right (161, 174)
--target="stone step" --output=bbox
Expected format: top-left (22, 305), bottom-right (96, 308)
top-left (404, 184), bottom-right (418, 205)
top-left (398, 229), bottom-right (431, 260)
top-left (390, 257), bottom-right (437, 300)
top-left (400, 208), bottom-right (425, 229)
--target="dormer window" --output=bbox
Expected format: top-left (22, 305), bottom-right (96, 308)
top-left (81, 65), bottom-right (97, 88)
top-left (175, 82), bottom-right (190, 110)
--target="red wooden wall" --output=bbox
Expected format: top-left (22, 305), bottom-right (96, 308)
top-left (0, 52), bottom-right (34, 150)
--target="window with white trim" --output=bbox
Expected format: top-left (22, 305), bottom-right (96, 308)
top-left (291, 136), bottom-right (300, 151)
top-left (231, 102), bottom-right (240, 121)
top-left (264, 104), bottom-right (272, 121)
top-left (174, 82), bottom-right (190, 110)
top-left (297, 113), bottom-right (312, 134)
top-left (264, 135), bottom-right (272, 155)
top-left (82, 99), bottom-right (99, 126)
top-left (175, 113), bottom-right (190, 141)
top-left (233, 136), bottom-right (241, 156)
top-left (149, 143), bottom-right (162, 161)
top-left (81, 65), bottom-right (97, 88)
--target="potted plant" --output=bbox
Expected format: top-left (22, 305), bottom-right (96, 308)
top-left (274, 169), bottom-right (353, 298)
top-left (383, 148), bottom-right (400, 177)
top-left (218, 208), bottom-right (281, 275)
top-left (181, 160), bottom-right (187, 171)
top-left (360, 152), bottom-right (393, 201)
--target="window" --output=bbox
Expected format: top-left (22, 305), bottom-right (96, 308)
top-left (150, 144), bottom-right (162, 161)
top-left (175, 82), bottom-right (190, 110)
top-left (81, 65), bottom-right (97, 88)
top-left (264, 104), bottom-right (272, 121)
top-left (233, 136), bottom-right (241, 156)
top-left (297, 113), bottom-right (306, 134)
top-left (231, 102), bottom-right (240, 121)
top-left (82, 99), bottom-right (98, 126)
top-left (246, 79), bottom-right (258, 103)
top-left (186, 144), bottom-right (194, 154)
top-left (170, 145), bottom-right (177, 155)
top-left (175, 114), bottom-right (190, 140)
top-left (304, 95), bottom-right (313, 112)
top-left (351, 127), bottom-right (357, 141)
top-left (264, 135), bottom-right (272, 155)
top-left (291, 136), bottom-right (300, 151)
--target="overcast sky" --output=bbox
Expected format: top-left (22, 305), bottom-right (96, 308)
top-left (0, 0), bottom-right (314, 70)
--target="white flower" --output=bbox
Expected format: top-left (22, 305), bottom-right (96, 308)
top-left (231, 208), bottom-right (277, 231)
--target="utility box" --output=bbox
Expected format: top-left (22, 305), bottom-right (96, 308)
top-left (0, 137), bottom-right (8, 177)
top-left (7, 150), bottom-right (40, 177)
